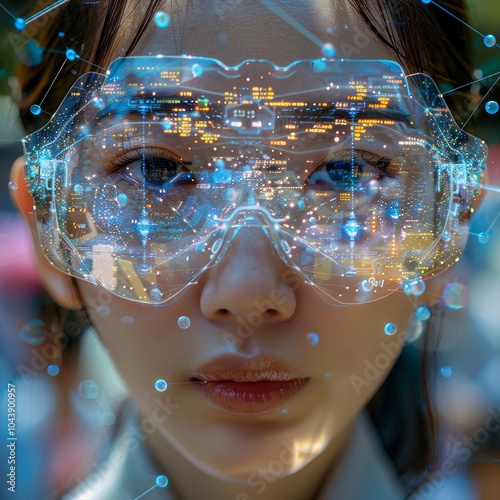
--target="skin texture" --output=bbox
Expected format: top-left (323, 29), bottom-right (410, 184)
top-left (11, 1), bottom-right (424, 498)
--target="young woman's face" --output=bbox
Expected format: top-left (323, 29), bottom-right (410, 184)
top-left (74, 0), bottom-right (415, 482)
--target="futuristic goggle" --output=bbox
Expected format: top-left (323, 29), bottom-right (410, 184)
top-left (24, 56), bottom-right (487, 305)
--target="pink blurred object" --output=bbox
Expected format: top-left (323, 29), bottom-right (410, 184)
top-left (0, 215), bottom-right (42, 293)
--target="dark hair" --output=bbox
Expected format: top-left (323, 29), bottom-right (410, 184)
top-left (15, 0), bottom-right (472, 495)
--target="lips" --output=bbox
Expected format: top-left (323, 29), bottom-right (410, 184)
top-left (190, 355), bottom-right (309, 414)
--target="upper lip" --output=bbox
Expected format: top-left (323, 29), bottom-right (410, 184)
top-left (190, 354), bottom-right (306, 383)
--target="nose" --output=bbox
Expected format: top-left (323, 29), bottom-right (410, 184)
top-left (200, 225), bottom-right (297, 322)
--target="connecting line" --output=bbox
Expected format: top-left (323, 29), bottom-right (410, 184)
top-left (133, 484), bottom-right (158, 500)
top-left (426, 0), bottom-right (499, 48)
top-left (0, 3), bottom-right (16, 20)
top-left (38, 58), bottom-right (67, 108)
top-left (440, 70), bottom-right (500, 96)
top-left (258, 0), bottom-right (325, 48)
top-left (460, 74), bottom-right (500, 131)
top-left (25, 0), bottom-right (70, 25)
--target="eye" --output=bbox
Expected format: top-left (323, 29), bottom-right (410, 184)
top-left (305, 150), bottom-right (395, 190)
top-left (110, 148), bottom-right (192, 189)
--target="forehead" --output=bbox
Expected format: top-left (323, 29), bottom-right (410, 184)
top-left (123, 0), bottom-right (391, 65)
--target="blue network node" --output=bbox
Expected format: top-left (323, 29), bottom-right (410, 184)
top-left (155, 379), bottom-right (168, 392)
top-left (30, 104), bottom-right (42, 116)
top-left (478, 232), bottom-right (490, 244)
top-left (156, 475), bottom-right (169, 488)
top-left (384, 323), bottom-right (398, 336)
top-left (416, 307), bottom-right (431, 321)
top-left (306, 332), bottom-right (320, 345)
top-left (47, 364), bottom-right (60, 376)
top-left (321, 43), bottom-right (336, 58)
top-left (154, 11), bottom-right (170, 28)
top-left (485, 101), bottom-right (499, 115)
top-left (484, 34), bottom-right (496, 47)
top-left (65, 48), bottom-right (77, 61)
top-left (14, 18), bottom-right (25, 31)
top-left (440, 366), bottom-right (453, 378)
top-left (178, 316), bottom-right (191, 329)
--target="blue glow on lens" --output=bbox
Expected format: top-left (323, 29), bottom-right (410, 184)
top-left (14, 18), bottom-right (25, 31)
top-left (47, 365), bottom-right (60, 376)
top-left (178, 316), bottom-right (191, 329)
top-left (442, 283), bottom-right (465, 310)
top-left (440, 366), bottom-right (453, 377)
top-left (484, 34), bottom-right (496, 48)
top-left (306, 332), bottom-right (319, 345)
top-left (30, 104), bottom-right (42, 116)
top-left (478, 232), bottom-right (489, 244)
top-left (416, 306), bottom-right (431, 321)
top-left (321, 43), bottom-right (336, 58)
top-left (485, 101), bottom-right (499, 115)
top-left (384, 323), bottom-right (397, 336)
top-left (155, 12), bottom-right (170, 28)
top-left (155, 379), bottom-right (168, 392)
top-left (65, 49), bottom-right (77, 61)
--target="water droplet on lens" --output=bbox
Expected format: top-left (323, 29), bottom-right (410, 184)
top-left (410, 280), bottom-right (426, 296)
top-left (442, 283), bottom-right (465, 310)
top-left (384, 323), bottom-right (397, 336)
top-left (30, 104), bottom-right (42, 116)
top-left (416, 306), bottom-right (431, 321)
top-left (155, 379), bottom-right (168, 392)
top-left (18, 318), bottom-right (48, 345)
top-left (178, 316), bottom-right (190, 329)
top-left (101, 411), bottom-right (115, 425)
top-left (47, 364), bottom-right (60, 376)
top-left (485, 101), bottom-right (499, 115)
top-left (8, 182), bottom-right (18, 191)
top-left (78, 379), bottom-right (99, 399)
top-left (306, 332), bottom-right (319, 345)
top-left (156, 475), bottom-right (169, 488)
top-left (484, 34), bottom-right (496, 48)
top-left (440, 366), bottom-right (452, 377)
top-left (155, 11), bottom-right (170, 28)
top-left (478, 232), bottom-right (489, 244)
top-left (96, 305), bottom-right (110, 316)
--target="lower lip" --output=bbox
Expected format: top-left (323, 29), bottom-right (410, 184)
top-left (194, 379), bottom-right (309, 414)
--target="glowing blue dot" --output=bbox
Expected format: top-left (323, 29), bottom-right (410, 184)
top-left (421, 0), bottom-right (431, 4)
top-left (281, 408), bottom-right (289, 414)
top-left (117, 193), bottom-right (128, 206)
top-left (440, 366), bottom-right (452, 377)
top-left (155, 379), bottom-right (168, 392)
top-left (484, 34), bottom-right (496, 48)
top-left (30, 104), bottom-right (42, 116)
top-left (384, 323), bottom-right (397, 336)
top-left (478, 232), bottom-right (489, 244)
top-left (65, 49), bottom-right (77, 61)
top-left (162, 119), bottom-right (174, 130)
top-left (342, 217), bottom-right (362, 240)
top-left (14, 18), bottom-right (25, 31)
top-left (215, 159), bottom-right (226, 169)
top-left (403, 282), bottom-right (412, 295)
top-left (321, 43), bottom-right (336, 58)
top-left (78, 379), bottom-right (99, 399)
top-left (156, 475), bottom-right (169, 488)
top-left (154, 11), bottom-right (170, 28)
top-left (178, 316), bottom-right (190, 329)
top-left (361, 280), bottom-right (373, 292)
top-left (191, 64), bottom-right (203, 78)
top-left (58, 32), bottom-right (65, 37)
top-left (410, 280), bottom-right (426, 296)
top-left (47, 364), bottom-right (60, 376)
top-left (150, 288), bottom-right (162, 302)
top-left (442, 231), bottom-right (451, 243)
top-left (416, 306), bottom-right (431, 321)
top-left (297, 200), bottom-right (305, 210)
top-left (485, 101), bottom-right (499, 115)
top-left (306, 332), bottom-right (319, 345)
top-left (309, 217), bottom-right (317, 225)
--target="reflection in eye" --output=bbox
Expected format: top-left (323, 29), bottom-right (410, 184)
top-left (305, 150), bottom-right (394, 191)
top-left (110, 148), bottom-right (192, 189)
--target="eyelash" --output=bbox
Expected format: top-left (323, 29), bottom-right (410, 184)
top-left (305, 150), bottom-right (395, 190)
top-left (110, 148), bottom-right (193, 188)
